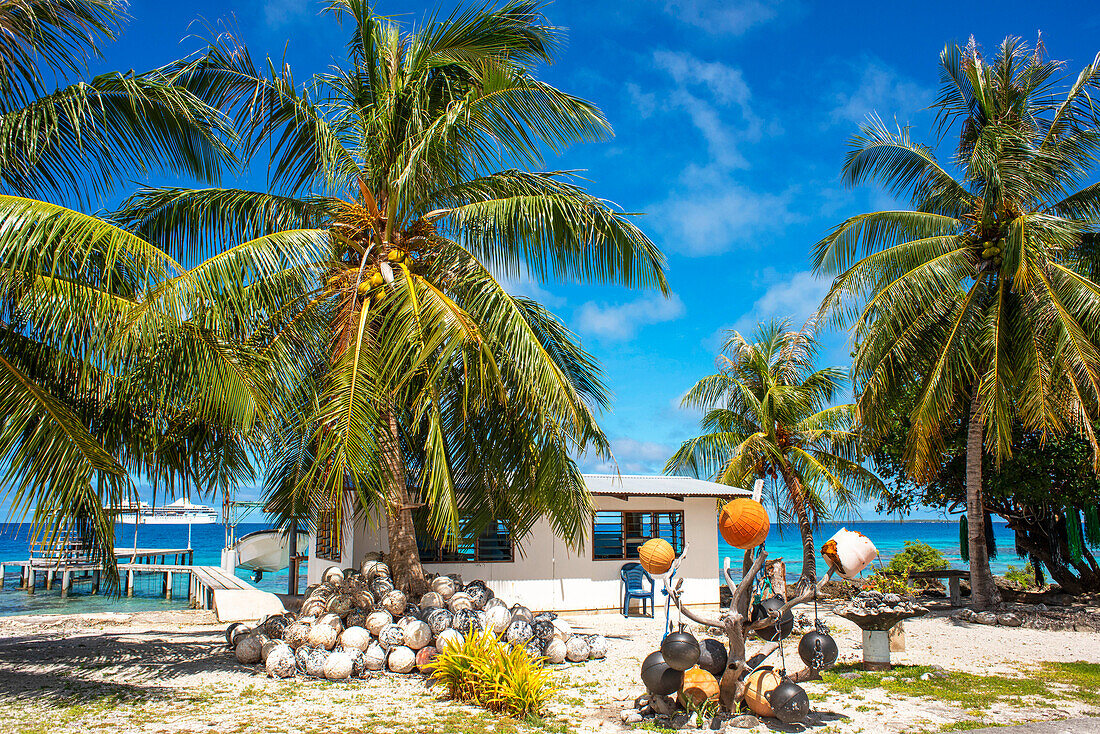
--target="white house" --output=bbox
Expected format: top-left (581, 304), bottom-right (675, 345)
top-left (305, 474), bottom-right (749, 613)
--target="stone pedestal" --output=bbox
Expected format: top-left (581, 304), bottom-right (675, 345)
top-left (838, 594), bottom-right (928, 671)
top-left (862, 630), bottom-right (891, 671)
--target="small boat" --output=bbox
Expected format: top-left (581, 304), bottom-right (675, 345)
top-left (222, 528), bottom-right (309, 582)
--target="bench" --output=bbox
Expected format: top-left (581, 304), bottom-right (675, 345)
top-left (908, 569), bottom-right (970, 606)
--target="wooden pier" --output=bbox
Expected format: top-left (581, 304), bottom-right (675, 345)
top-left (3, 535), bottom-right (286, 621)
top-left (0, 554), bottom-right (284, 620)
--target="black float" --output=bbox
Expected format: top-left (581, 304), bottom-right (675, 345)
top-left (641, 651), bottom-right (684, 695)
top-left (660, 631), bottom-right (701, 672)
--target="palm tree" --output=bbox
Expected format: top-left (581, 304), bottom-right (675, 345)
top-left (113, 0), bottom-right (667, 593)
top-left (0, 0), bottom-right (247, 576)
top-left (813, 37), bottom-right (1100, 609)
top-left (666, 320), bottom-right (882, 589)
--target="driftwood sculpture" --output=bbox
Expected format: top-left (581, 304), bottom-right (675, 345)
top-left (662, 546), bottom-right (835, 711)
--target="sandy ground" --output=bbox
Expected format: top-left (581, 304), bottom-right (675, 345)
top-left (0, 604), bottom-right (1097, 734)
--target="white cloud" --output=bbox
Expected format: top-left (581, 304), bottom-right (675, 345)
top-left (642, 50), bottom-right (764, 172)
top-left (662, 0), bottom-right (792, 35)
top-left (496, 273), bottom-right (565, 307)
top-left (575, 293), bottom-right (685, 341)
top-left (634, 50), bottom-right (796, 256)
top-left (729, 270), bottom-right (831, 336)
top-left (626, 83), bottom-right (657, 119)
top-left (649, 184), bottom-right (798, 256)
top-left (583, 437), bottom-right (677, 474)
top-left (830, 60), bottom-right (930, 126)
top-left (264, 0), bottom-right (309, 28)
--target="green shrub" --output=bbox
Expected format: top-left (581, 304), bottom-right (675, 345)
top-left (878, 541), bottom-right (949, 592)
top-left (1003, 562), bottom-right (1036, 588)
top-left (431, 630), bottom-right (556, 718)
top-left (885, 541), bottom-right (949, 575)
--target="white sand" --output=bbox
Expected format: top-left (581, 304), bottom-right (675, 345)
top-left (0, 606), bottom-right (1096, 734)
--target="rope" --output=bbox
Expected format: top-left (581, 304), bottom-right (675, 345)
top-left (660, 566), bottom-right (679, 639)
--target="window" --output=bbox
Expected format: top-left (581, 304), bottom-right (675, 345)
top-left (418, 521), bottom-right (514, 563)
top-left (315, 507), bottom-right (342, 562)
top-left (593, 510), bottom-right (684, 560)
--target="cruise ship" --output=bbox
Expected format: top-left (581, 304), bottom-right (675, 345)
top-left (112, 498), bottom-right (219, 525)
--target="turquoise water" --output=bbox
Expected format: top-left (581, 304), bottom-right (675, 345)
top-left (0, 522), bottom-right (290, 616)
top-left (0, 519), bottom-right (1022, 616)
top-left (718, 520), bottom-right (1021, 580)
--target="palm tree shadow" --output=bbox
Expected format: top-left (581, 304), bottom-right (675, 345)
top-left (0, 628), bottom-right (242, 706)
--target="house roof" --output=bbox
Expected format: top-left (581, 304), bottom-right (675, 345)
top-left (581, 474), bottom-right (751, 498)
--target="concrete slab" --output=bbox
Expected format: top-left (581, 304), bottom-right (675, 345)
top-left (211, 589), bottom-right (287, 622)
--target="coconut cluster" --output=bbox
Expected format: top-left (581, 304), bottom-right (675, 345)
top-left (226, 557), bottom-right (610, 680)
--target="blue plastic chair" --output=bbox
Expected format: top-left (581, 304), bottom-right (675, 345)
top-left (620, 562), bottom-right (655, 617)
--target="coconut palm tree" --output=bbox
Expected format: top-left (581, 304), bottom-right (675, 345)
top-left (666, 320), bottom-right (882, 589)
top-left (0, 0), bottom-right (245, 576)
top-left (813, 37), bottom-right (1100, 609)
top-left (113, 0), bottom-right (667, 593)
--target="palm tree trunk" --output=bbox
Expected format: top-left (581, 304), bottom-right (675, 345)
top-left (777, 464), bottom-right (816, 590)
top-left (965, 393), bottom-right (1001, 610)
top-left (381, 405), bottom-right (429, 596)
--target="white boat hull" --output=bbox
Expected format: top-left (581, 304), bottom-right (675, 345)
top-left (117, 514), bottom-right (218, 525)
top-left (224, 529), bottom-right (309, 573)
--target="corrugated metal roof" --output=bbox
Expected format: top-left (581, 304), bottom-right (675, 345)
top-left (581, 474), bottom-right (751, 498)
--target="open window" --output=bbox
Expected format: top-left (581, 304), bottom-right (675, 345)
top-left (592, 510), bottom-right (684, 560)
top-left (417, 520), bottom-right (514, 563)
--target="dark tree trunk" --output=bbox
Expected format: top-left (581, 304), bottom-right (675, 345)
top-left (966, 394), bottom-right (1001, 609)
top-left (1005, 512), bottom-right (1100, 593)
top-left (778, 463), bottom-right (816, 590)
top-left (381, 406), bottom-right (429, 596)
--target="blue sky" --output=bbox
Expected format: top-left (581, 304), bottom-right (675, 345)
top-left (71, 0), bottom-right (1100, 519)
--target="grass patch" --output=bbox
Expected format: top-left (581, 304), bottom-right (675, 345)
top-left (1040, 661), bottom-right (1100, 705)
top-left (938, 721), bottom-right (998, 731)
top-left (822, 660), bottom-right (1100, 714)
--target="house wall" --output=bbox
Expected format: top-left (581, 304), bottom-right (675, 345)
top-left (306, 496), bottom-right (721, 612)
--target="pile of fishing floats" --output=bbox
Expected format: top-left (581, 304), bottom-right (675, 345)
top-left (226, 557), bottom-right (609, 680)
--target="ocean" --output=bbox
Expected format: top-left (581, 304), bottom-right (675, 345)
top-left (0, 519), bottom-right (1023, 616)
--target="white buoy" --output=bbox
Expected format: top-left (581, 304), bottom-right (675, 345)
top-left (486, 606), bottom-right (511, 636)
top-left (324, 651), bottom-right (354, 680)
top-left (235, 634), bottom-right (263, 664)
top-left (338, 626), bottom-right (371, 651)
top-left (307, 624), bottom-right (338, 650)
top-left (388, 645), bottom-right (416, 673)
top-left (403, 620), bottom-right (433, 650)
top-left (419, 591), bottom-right (444, 609)
top-left (266, 643), bottom-right (296, 678)
top-left (435, 628), bottom-right (463, 650)
top-left (566, 636), bottom-right (590, 662)
top-left (318, 612), bottom-right (344, 633)
top-left (365, 610), bottom-right (392, 636)
top-left (378, 623), bottom-right (405, 650)
top-left (447, 592), bottom-right (473, 612)
top-left (431, 576), bottom-right (457, 599)
top-left (363, 642), bottom-right (386, 671)
top-left (544, 639), bottom-right (566, 664)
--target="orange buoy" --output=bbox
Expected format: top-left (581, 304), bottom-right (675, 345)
top-left (679, 666), bottom-right (719, 707)
top-left (744, 668), bottom-right (781, 717)
top-left (638, 538), bottom-right (676, 575)
top-left (718, 498), bottom-right (770, 549)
